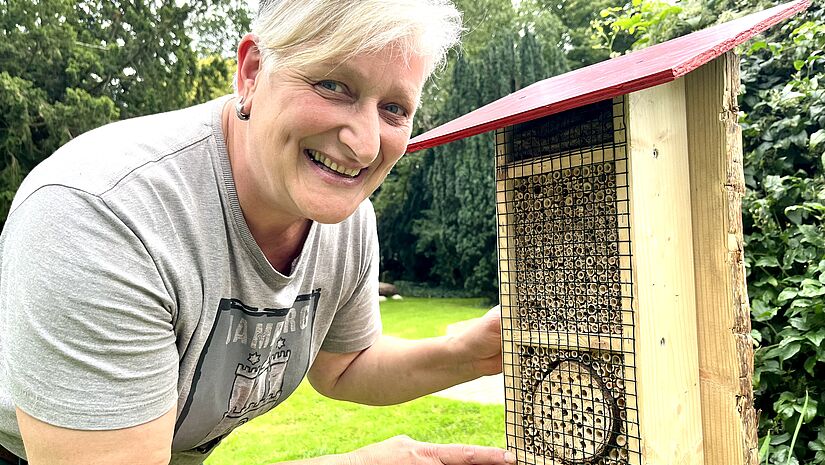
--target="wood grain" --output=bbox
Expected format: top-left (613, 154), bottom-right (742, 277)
top-left (626, 79), bottom-right (704, 465)
top-left (684, 52), bottom-right (757, 465)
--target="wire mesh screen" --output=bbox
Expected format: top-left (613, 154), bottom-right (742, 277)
top-left (495, 97), bottom-right (641, 465)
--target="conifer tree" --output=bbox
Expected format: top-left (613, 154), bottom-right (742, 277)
top-left (411, 29), bottom-right (561, 297)
top-left (374, 2), bottom-right (571, 295)
top-left (0, 0), bottom-right (249, 225)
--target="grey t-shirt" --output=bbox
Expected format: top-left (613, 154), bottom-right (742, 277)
top-left (0, 97), bottom-right (382, 464)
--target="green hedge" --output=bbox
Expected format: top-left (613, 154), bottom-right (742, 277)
top-left (740, 5), bottom-right (825, 463)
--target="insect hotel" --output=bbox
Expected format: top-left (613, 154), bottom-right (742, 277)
top-left (407, 1), bottom-right (810, 464)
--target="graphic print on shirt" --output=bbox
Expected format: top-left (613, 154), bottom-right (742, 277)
top-left (173, 290), bottom-right (320, 452)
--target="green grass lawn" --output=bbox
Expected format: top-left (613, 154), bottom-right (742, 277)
top-left (204, 297), bottom-right (505, 465)
top-left (378, 297), bottom-right (492, 339)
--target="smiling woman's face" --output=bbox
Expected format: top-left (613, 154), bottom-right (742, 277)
top-left (241, 47), bottom-right (427, 225)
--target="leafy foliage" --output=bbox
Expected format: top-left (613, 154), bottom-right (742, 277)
top-left (0, 0), bottom-right (249, 226)
top-left (591, 0), bottom-right (683, 54)
top-left (527, 0), bottom-right (618, 68)
top-left (742, 6), bottom-right (824, 463)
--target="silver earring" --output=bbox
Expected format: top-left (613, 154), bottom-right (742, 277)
top-left (235, 98), bottom-right (250, 121)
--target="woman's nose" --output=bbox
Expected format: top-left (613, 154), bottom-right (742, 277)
top-left (338, 107), bottom-right (381, 165)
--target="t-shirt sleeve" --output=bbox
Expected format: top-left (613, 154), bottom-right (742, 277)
top-left (0, 186), bottom-right (178, 430)
top-left (319, 202), bottom-right (382, 353)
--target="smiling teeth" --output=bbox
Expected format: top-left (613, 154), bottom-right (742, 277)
top-left (308, 149), bottom-right (361, 177)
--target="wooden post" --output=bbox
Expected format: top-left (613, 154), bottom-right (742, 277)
top-left (626, 79), bottom-right (705, 464)
top-left (684, 52), bottom-right (758, 465)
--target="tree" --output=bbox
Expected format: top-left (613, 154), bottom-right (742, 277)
top-left (0, 0), bottom-right (249, 226)
top-left (529, 0), bottom-right (617, 69)
top-left (374, 0), bottom-right (519, 292)
top-left (414, 52), bottom-right (481, 290)
top-left (399, 29), bottom-right (564, 297)
top-left (374, 0), bottom-right (573, 296)
top-left (517, 0), bottom-right (573, 73)
top-left (452, 0), bottom-right (519, 56)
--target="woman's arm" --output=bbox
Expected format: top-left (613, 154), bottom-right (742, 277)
top-left (307, 308), bottom-right (502, 405)
top-left (16, 407), bottom-right (176, 465)
top-left (19, 409), bottom-right (514, 465)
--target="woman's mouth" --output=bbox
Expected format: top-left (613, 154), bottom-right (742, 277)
top-left (305, 149), bottom-right (362, 178)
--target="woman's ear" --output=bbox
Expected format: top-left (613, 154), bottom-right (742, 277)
top-left (236, 33), bottom-right (263, 99)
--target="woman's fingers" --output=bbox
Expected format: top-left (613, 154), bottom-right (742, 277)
top-left (348, 435), bottom-right (516, 465)
top-left (434, 443), bottom-right (516, 464)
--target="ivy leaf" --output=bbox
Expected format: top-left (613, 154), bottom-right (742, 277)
top-left (778, 333), bottom-right (805, 347)
top-left (786, 206), bottom-right (804, 225)
top-left (750, 40), bottom-right (768, 52)
top-left (801, 398), bottom-right (819, 422)
top-left (777, 287), bottom-right (798, 303)
top-left (751, 329), bottom-right (763, 344)
top-left (810, 429), bottom-right (825, 452)
top-left (811, 128), bottom-right (825, 148)
top-left (806, 328), bottom-right (825, 346)
top-left (771, 432), bottom-right (791, 445)
top-left (790, 298), bottom-right (811, 310)
top-left (787, 276), bottom-right (805, 285)
top-left (788, 317), bottom-right (810, 331)
top-left (757, 359), bottom-right (782, 374)
top-left (773, 391), bottom-right (811, 420)
top-left (764, 175), bottom-right (787, 195)
top-left (781, 343), bottom-right (801, 361)
top-left (803, 356), bottom-right (817, 376)
top-left (754, 275), bottom-right (779, 287)
top-left (798, 224), bottom-right (825, 247)
top-left (756, 256), bottom-right (781, 267)
top-left (752, 298), bottom-right (778, 321)
top-left (765, 342), bottom-right (801, 361)
top-left (799, 281), bottom-right (825, 298)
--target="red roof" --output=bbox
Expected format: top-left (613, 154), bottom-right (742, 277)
top-left (407, 0), bottom-right (810, 153)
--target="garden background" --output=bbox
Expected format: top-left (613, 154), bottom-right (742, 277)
top-left (1, 0), bottom-right (823, 463)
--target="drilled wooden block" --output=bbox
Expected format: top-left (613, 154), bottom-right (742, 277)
top-left (516, 346), bottom-right (631, 464)
top-left (511, 160), bottom-right (623, 337)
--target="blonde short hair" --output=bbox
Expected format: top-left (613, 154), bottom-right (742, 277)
top-left (253, 0), bottom-right (462, 77)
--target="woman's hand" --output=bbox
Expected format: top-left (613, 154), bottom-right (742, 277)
top-left (347, 435), bottom-right (516, 465)
top-left (449, 306), bottom-right (504, 378)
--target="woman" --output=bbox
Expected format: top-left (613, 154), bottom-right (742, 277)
top-left (0, 1), bottom-right (514, 464)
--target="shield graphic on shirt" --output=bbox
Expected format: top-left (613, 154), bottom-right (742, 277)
top-left (172, 290), bottom-right (320, 451)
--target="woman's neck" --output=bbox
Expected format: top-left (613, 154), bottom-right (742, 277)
top-left (221, 99), bottom-right (312, 274)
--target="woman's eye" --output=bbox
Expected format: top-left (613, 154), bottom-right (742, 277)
top-left (384, 104), bottom-right (407, 117)
top-left (318, 80), bottom-right (345, 93)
